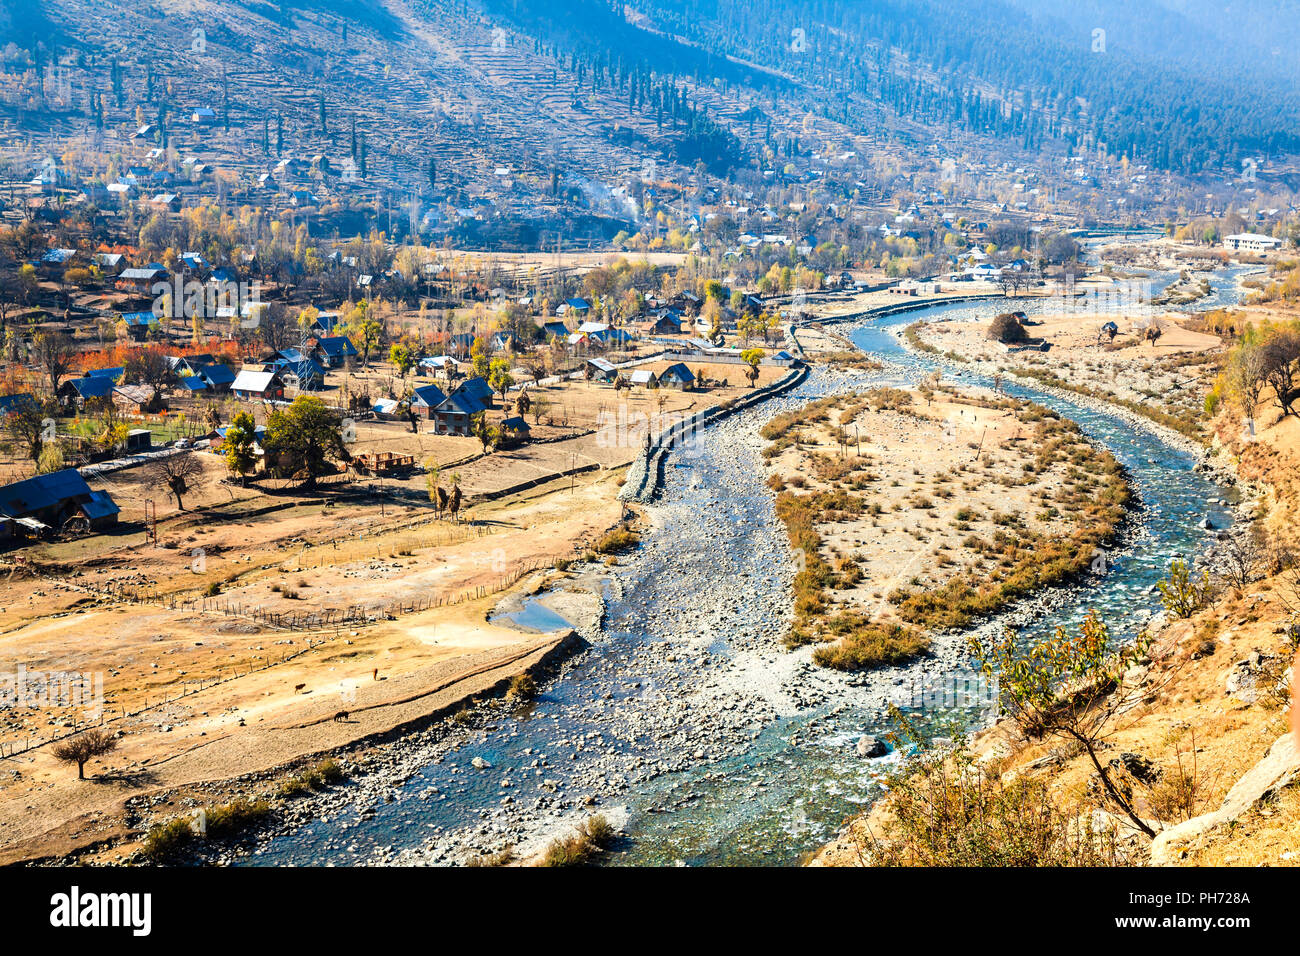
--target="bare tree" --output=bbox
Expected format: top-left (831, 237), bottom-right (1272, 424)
top-left (33, 331), bottom-right (76, 395)
top-left (149, 452), bottom-right (204, 510)
top-left (1261, 330), bottom-right (1300, 418)
top-left (1216, 526), bottom-right (1268, 597)
top-left (52, 728), bottom-right (119, 779)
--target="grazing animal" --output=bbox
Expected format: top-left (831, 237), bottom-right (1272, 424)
top-left (333, 710), bottom-right (349, 722)
top-left (294, 683), bottom-right (306, 694)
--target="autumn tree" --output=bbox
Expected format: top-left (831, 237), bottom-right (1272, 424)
top-left (224, 411), bottom-right (258, 485)
top-left (973, 610), bottom-right (1164, 837)
top-left (262, 395), bottom-right (349, 484)
top-left (488, 358), bottom-right (513, 401)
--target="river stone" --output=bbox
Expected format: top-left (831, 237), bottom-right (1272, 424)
top-left (471, 756), bottom-right (491, 769)
top-left (856, 735), bottom-right (887, 758)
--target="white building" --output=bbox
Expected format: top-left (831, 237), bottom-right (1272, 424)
top-left (1223, 233), bottom-right (1282, 252)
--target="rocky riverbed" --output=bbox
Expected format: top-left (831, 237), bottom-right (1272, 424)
top-left (215, 294), bottom-right (1244, 867)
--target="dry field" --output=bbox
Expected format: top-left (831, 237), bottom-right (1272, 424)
top-left (0, 355), bottom-right (785, 861)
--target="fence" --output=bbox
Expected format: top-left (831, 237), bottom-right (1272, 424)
top-left (620, 362), bottom-right (811, 503)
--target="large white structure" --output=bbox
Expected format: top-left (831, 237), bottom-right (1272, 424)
top-left (1223, 233), bottom-right (1283, 252)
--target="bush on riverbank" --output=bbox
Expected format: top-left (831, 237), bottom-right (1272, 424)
top-left (862, 746), bottom-right (1129, 866)
top-left (594, 526), bottom-right (640, 554)
top-left (278, 758), bottom-right (346, 798)
top-left (140, 817), bottom-right (196, 863)
top-left (541, 814), bottom-right (615, 866)
top-left (205, 797), bottom-right (273, 838)
top-left (812, 616), bottom-right (929, 670)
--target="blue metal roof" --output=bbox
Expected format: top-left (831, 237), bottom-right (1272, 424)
top-left (196, 363), bottom-right (236, 385)
top-left (64, 376), bottom-right (116, 399)
top-left (411, 384), bottom-right (447, 408)
top-left (0, 469), bottom-right (93, 518)
top-left (316, 336), bottom-right (357, 356)
top-left (80, 490), bottom-right (120, 520)
top-left (0, 393), bottom-right (36, 414)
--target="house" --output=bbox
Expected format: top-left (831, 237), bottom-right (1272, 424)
top-left (0, 469), bottom-right (119, 533)
top-left (638, 312), bottom-right (683, 336)
top-left (310, 312), bottom-right (342, 335)
top-left (499, 416), bottom-right (531, 447)
top-left (410, 383), bottom-right (448, 419)
top-left (195, 363), bottom-right (236, 393)
top-left (541, 320), bottom-right (569, 341)
top-left (659, 363), bottom-right (696, 390)
top-left (231, 369), bottom-right (285, 401)
top-left (59, 374), bottom-right (119, 405)
top-left (277, 358), bottom-right (325, 390)
top-left (1223, 233), bottom-right (1283, 252)
top-left (191, 107), bottom-right (217, 125)
top-left (39, 248), bottom-right (79, 274)
top-left (429, 391), bottom-right (484, 436)
top-left (313, 336), bottom-right (359, 368)
top-left (93, 252), bottom-right (127, 274)
top-left (429, 378), bottom-right (493, 436)
top-left (273, 350), bottom-right (326, 390)
top-left (117, 267), bottom-right (168, 295)
top-left (121, 429), bottom-right (153, 454)
top-left (113, 384), bottom-right (164, 414)
top-left (489, 332), bottom-right (517, 352)
top-left (629, 369), bottom-right (659, 388)
top-left (149, 193), bottom-right (181, 212)
top-left (417, 355), bottom-right (458, 376)
top-left (119, 311), bottom-right (158, 341)
top-left (456, 376), bottom-right (494, 408)
top-left (585, 358), bottom-right (618, 383)
top-left (178, 376), bottom-right (208, 394)
top-left (560, 297), bottom-right (591, 316)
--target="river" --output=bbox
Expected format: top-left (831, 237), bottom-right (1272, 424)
top-left (239, 261), bottom-right (1246, 867)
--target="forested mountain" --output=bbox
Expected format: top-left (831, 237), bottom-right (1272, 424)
top-left (500, 0), bottom-right (1300, 175)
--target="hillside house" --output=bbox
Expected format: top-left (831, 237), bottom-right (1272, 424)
top-left (585, 358), bottom-right (618, 383)
top-left (429, 377), bottom-right (493, 436)
top-left (659, 363), bottom-right (696, 390)
top-left (117, 267), bottom-right (168, 295)
top-left (0, 469), bottom-right (119, 534)
top-left (410, 384), bottom-right (448, 419)
top-left (313, 336), bottom-right (359, 368)
top-left (231, 369), bottom-right (285, 401)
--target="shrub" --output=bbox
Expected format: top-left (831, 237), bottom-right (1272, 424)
top-left (140, 817), bottom-right (196, 863)
top-left (812, 617), bottom-right (929, 670)
top-left (864, 747), bottom-right (1127, 866)
top-left (507, 674), bottom-right (537, 701)
top-left (987, 312), bottom-right (1029, 344)
top-left (278, 758), bottom-right (346, 798)
top-left (1158, 558), bottom-right (1213, 618)
top-left (206, 797), bottom-right (272, 838)
top-left (541, 814), bottom-right (615, 866)
top-left (466, 847), bottom-right (517, 867)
